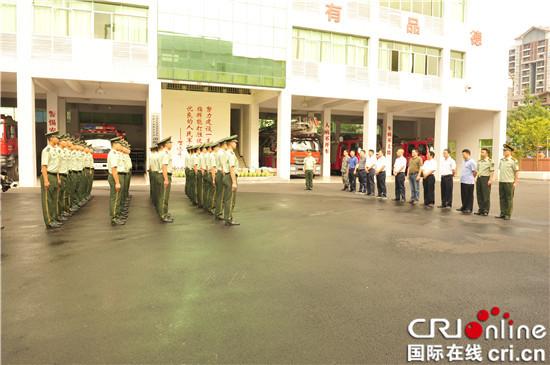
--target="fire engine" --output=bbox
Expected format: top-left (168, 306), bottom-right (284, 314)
top-left (79, 125), bottom-right (125, 175)
top-left (393, 138), bottom-right (435, 165)
top-left (331, 137), bottom-right (364, 173)
top-left (259, 116), bottom-right (321, 176)
top-left (1, 114), bottom-right (18, 175)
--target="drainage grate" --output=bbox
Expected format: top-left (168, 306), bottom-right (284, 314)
top-left (162, 83), bottom-right (251, 95)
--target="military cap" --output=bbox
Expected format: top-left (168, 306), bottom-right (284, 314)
top-left (211, 139), bottom-right (221, 147)
top-left (306, 148), bottom-right (312, 152)
top-left (59, 134), bottom-right (69, 141)
top-left (110, 136), bottom-right (122, 143)
top-left (226, 135), bottom-right (239, 143)
top-left (158, 136), bottom-right (172, 146)
top-left (503, 143), bottom-right (515, 152)
top-left (45, 130), bottom-right (59, 137)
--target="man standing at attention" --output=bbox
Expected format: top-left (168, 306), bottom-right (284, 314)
top-left (303, 148), bottom-right (316, 191)
top-left (496, 144), bottom-right (519, 220)
top-left (355, 149), bottom-right (367, 194)
top-left (421, 151), bottom-right (437, 207)
top-left (458, 149), bottom-right (477, 214)
top-left (475, 147), bottom-right (495, 216)
top-left (348, 150), bottom-right (358, 193)
top-left (223, 136), bottom-right (240, 226)
top-left (340, 149), bottom-right (350, 191)
top-left (393, 148), bottom-right (406, 202)
top-left (438, 149), bottom-right (456, 209)
top-left (366, 149), bottom-right (377, 196)
top-left (375, 150), bottom-right (387, 199)
top-left (41, 131), bottom-right (61, 228)
top-left (406, 149), bottom-right (422, 205)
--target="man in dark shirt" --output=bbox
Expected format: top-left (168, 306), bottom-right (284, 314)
top-left (355, 150), bottom-right (367, 194)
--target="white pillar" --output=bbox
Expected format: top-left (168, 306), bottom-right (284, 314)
top-left (363, 99), bottom-right (378, 152)
top-left (434, 104), bottom-right (449, 179)
top-left (321, 107), bottom-right (331, 178)
top-left (17, 74), bottom-right (37, 187)
top-left (492, 110), bottom-right (507, 180)
top-left (245, 103), bottom-right (259, 168)
top-left (58, 98), bottom-right (66, 134)
top-left (46, 90), bottom-right (58, 133)
top-left (277, 90), bottom-right (291, 180)
top-left (383, 112), bottom-right (394, 163)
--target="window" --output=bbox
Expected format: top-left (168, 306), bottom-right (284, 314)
top-left (1, 0), bottom-right (16, 33)
top-left (380, 0), bottom-right (442, 17)
top-left (293, 28), bottom-right (368, 67)
top-left (379, 40), bottom-right (440, 76)
top-left (32, 0), bottom-right (147, 43)
top-left (450, 0), bottom-right (466, 22)
top-left (479, 139), bottom-right (493, 158)
top-left (450, 51), bottom-right (464, 78)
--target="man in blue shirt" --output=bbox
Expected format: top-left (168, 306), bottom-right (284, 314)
top-left (458, 149), bottom-right (477, 214)
top-left (348, 150), bottom-right (358, 192)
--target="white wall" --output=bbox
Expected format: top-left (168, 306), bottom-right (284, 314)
top-left (449, 110), bottom-right (494, 175)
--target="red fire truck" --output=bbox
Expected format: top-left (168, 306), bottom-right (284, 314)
top-left (393, 138), bottom-right (435, 165)
top-left (79, 125), bottom-right (125, 175)
top-left (1, 115), bottom-right (18, 174)
top-left (330, 137), bottom-right (364, 173)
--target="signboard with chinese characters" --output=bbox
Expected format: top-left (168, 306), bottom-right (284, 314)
top-left (323, 120), bottom-right (330, 155)
top-left (470, 30), bottom-right (482, 46)
top-left (406, 17), bottom-right (420, 35)
top-left (47, 110), bottom-right (57, 133)
top-left (325, 3), bottom-right (342, 23)
top-left (386, 125), bottom-right (393, 158)
top-left (151, 113), bottom-right (160, 145)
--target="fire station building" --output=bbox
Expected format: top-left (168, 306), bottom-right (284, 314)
top-left (0, 0), bottom-right (509, 187)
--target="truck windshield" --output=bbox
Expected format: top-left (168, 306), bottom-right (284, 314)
top-left (81, 132), bottom-right (118, 140)
top-left (84, 139), bottom-right (112, 153)
top-left (291, 139), bottom-right (319, 152)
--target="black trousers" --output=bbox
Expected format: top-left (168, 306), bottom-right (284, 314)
top-left (423, 174), bottom-right (435, 205)
top-left (395, 172), bottom-right (405, 200)
top-left (358, 169), bottom-right (367, 192)
top-left (441, 175), bottom-right (453, 207)
top-left (376, 171), bottom-right (386, 197)
top-left (460, 183), bottom-right (475, 211)
top-left (367, 169), bottom-right (375, 195)
top-left (349, 169), bottom-right (357, 191)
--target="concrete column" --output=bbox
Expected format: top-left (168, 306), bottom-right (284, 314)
top-left (492, 110), bottom-right (507, 180)
top-left (434, 104), bottom-right (449, 179)
top-left (277, 90), bottom-right (291, 180)
top-left (46, 90), bottom-right (58, 133)
top-left (382, 112), bottom-right (394, 162)
top-left (368, 0), bottom-right (380, 88)
top-left (57, 98), bottom-right (66, 134)
top-left (17, 74), bottom-right (37, 187)
top-left (363, 99), bottom-right (378, 152)
top-left (244, 103), bottom-right (259, 168)
top-left (321, 107), bottom-right (331, 178)
top-left (415, 120), bottom-right (422, 138)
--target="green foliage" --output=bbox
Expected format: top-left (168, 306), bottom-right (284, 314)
top-left (507, 89), bottom-right (550, 160)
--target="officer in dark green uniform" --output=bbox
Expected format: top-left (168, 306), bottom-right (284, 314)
top-left (222, 135), bottom-right (240, 226)
top-left (496, 144), bottom-right (519, 220)
top-left (41, 131), bottom-right (62, 228)
top-left (148, 144), bottom-right (156, 199)
top-left (157, 136), bottom-right (174, 223)
top-left (202, 143), bottom-right (213, 212)
top-left (187, 145), bottom-right (196, 203)
top-left (57, 134), bottom-right (70, 221)
top-left (192, 145), bottom-right (200, 206)
top-left (214, 138), bottom-right (228, 220)
top-left (475, 147), bottom-right (495, 216)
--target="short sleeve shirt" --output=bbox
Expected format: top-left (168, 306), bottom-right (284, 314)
top-left (58, 148), bottom-right (69, 174)
top-left (348, 156), bottom-right (358, 169)
top-left (357, 156), bottom-right (366, 170)
top-left (460, 158), bottom-right (477, 184)
top-left (499, 157), bottom-right (519, 183)
top-left (304, 156), bottom-right (316, 170)
top-left (216, 149), bottom-right (226, 172)
top-left (422, 159), bottom-right (437, 174)
top-left (393, 156), bottom-right (407, 173)
top-left (477, 158), bottom-right (495, 177)
top-left (107, 150), bottom-right (118, 174)
top-left (366, 155), bottom-right (377, 170)
top-left (440, 157), bottom-right (456, 176)
top-left (41, 145), bottom-right (60, 173)
top-left (223, 150), bottom-right (238, 174)
top-left (408, 156), bottom-right (423, 174)
top-left (161, 149), bottom-right (173, 174)
top-left (375, 156), bottom-right (386, 170)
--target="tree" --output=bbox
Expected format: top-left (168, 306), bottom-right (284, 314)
top-left (507, 89), bottom-right (550, 171)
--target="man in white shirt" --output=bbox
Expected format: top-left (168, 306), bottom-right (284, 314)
top-left (438, 148), bottom-right (456, 209)
top-left (366, 149), bottom-right (377, 196)
top-left (393, 148), bottom-right (407, 202)
top-left (421, 151), bottom-right (437, 207)
top-left (375, 150), bottom-right (387, 199)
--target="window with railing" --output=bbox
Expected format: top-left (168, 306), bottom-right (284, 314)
top-left (1, 0), bottom-right (16, 33)
top-left (450, 51), bottom-right (464, 78)
top-left (379, 40), bottom-right (440, 76)
top-left (293, 28), bottom-right (368, 67)
top-left (380, 0), bottom-right (442, 17)
top-left (32, 0), bottom-right (147, 43)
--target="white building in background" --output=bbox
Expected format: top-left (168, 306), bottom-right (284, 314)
top-left (1, 0), bottom-right (509, 187)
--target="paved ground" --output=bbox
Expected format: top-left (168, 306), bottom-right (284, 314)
top-left (1, 179), bottom-right (549, 364)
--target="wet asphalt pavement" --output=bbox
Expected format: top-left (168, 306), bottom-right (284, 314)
top-left (1, 179), bottom-right (549, 364)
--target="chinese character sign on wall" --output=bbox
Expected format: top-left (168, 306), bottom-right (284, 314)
top-left (184, 105), bottom-right (215, 146)
top-left (407, 18), bottom-right (420, 35)
top-left (470, 30), bottom-right (482, 46)
top-left (386, 126), bottom-right (393, 157)
top-left (324, 121), bottom-right (331, 155)
top-left (325, 3), bottom-right (342, 23)
top-left (151, 113), bottom-right (160, 145)
top-left (47, 110), bottom-right (57, 133)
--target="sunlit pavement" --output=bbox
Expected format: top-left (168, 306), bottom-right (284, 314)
top-left (1, 180), bottom-right (549, 364)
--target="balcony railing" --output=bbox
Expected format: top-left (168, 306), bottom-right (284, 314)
top-left (378, 69), bottom-right (441, 92)
top-left (0, 33), bottom-right (16, 58)
top-left (379, 7), bottom-right (443, 35)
